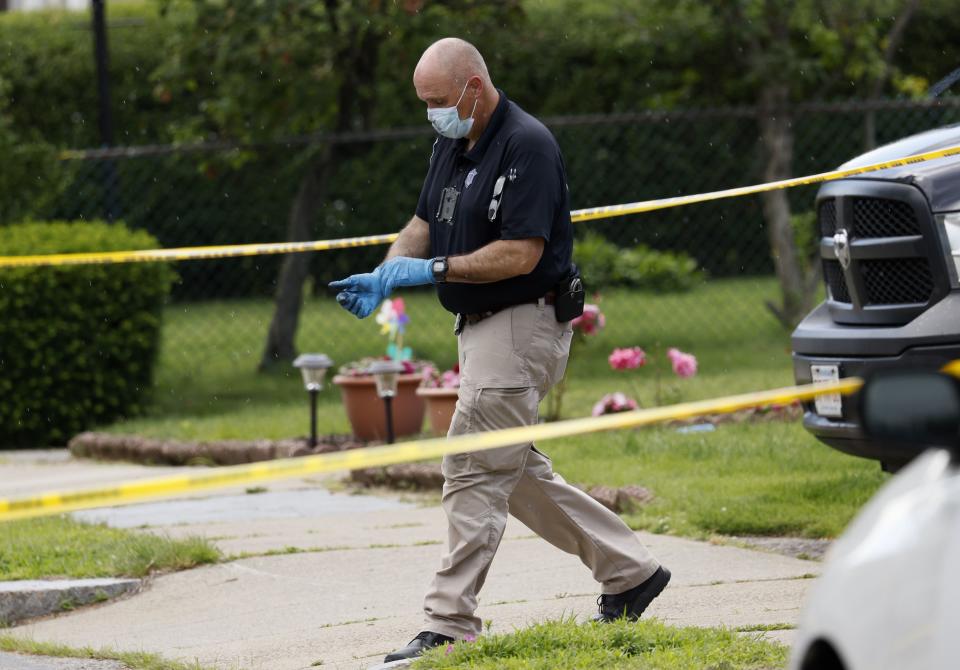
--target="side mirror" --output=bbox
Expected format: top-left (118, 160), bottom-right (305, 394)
top-left (859, 369), bottom-right (960, 451)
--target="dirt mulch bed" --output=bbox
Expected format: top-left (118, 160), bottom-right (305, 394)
top-left (665, 401), bottom-right (803, 429)
top-left (68, 431), bottom-right (365, 466)
top-left (731, 535), bottom-right (832, 561)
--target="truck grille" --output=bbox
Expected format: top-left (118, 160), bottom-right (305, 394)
top-left (862, 259), bottom-right (934, 305)
top-left (816, 181), bottom-right (946, 325)
top-left (819, 200), bottom-right (837, 237)
top-left (852, 198), bottom-right (919, 237)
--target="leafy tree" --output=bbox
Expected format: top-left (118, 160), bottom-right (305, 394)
top-left (645, 0), bottom-right (923, 327)
top-left (153, 0), bottom-right (522, 368)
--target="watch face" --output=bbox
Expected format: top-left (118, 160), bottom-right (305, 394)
top-left (432, 258), bottom-right (447, 281)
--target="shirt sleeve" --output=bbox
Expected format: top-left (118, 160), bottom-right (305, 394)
top-left (498, 149), bottom-right (561, 242)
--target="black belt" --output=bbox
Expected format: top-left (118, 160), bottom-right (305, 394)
top-left (457, 293), bottom-right (556, 331)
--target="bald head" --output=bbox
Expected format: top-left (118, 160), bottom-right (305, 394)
top-left (413, 37), bottom-right (500, 144)
top-left (414, 38), bottom-right (491, 90)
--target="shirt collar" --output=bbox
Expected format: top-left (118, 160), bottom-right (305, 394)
top-left (460, 89), bottom-right (509, 163)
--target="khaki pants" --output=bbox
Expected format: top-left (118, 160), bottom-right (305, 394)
top-left (422, 301), bottom-right (661, 638)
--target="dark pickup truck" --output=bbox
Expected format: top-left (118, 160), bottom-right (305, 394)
top-left (791, 124), bottom-right (960, 470)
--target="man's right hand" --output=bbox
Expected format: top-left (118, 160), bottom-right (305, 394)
top-left (329, 257), bottom-right (436, 319)
top-left (329, 270), bottom-right (386, 319)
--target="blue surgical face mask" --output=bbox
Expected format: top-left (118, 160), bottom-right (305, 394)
top-left (427, 81), bottom-right (478, 139)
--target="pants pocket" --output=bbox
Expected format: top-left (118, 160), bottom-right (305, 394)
top-left (467, 386), bottom-right (538, 472)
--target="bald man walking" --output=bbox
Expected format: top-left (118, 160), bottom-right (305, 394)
top-left (331, 38), bottom-right (668, 665)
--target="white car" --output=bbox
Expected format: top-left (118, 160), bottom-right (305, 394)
top-left (790, 369), bottom-right (960, 670)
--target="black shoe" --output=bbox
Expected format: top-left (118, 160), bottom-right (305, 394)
top-left (593, 566), bottom-right (671, 622)
top-left (384, 631), bottom-right (455, 662)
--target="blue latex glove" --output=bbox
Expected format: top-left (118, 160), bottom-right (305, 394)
top-left (329, 256), bottom-right (435, 318)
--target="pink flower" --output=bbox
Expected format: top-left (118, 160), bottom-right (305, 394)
top-left (421, 363), bottom-right (460, 389)
top-left (440, 369), bottom-right (461, 388)
top-left (571, 303), bottom-right (605, 336)
top-left (667, 348), bottom-right (697, 378)
top-left (592, 392), bottom-right (639, 416)
top-left (420, 365), bottom-right (437, 385)
top-left (608, 347), bottom-right (646, 370)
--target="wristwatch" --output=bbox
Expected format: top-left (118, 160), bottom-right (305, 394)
top-left (431, 256), bottom-right (449, 283)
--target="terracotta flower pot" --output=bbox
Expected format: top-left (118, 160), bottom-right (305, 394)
top-left (333, 373), bottom-right (425, 441)
top-left (416, 386), bottom-right (460, 436)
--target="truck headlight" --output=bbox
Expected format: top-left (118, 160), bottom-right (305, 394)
top-left (940, 212), bottom-right (960, 282)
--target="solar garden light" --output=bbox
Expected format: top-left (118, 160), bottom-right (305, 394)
top-left (367, 359), bottom-right (405, 444)
top-left (293, 353), bottom-right (334, 448)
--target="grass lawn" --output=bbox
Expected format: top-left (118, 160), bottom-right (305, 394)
top-left (548, 421), bottom-right (885, 539)
top-left (99, 276), bottom-right (886, 539)
top-left (414, 618), bottom-right (789, 670)
top-left (0, 516), bottom-right (220, 581)
top-left (0, 636), bottom-right (214, 670)
top-left (0, 621), bottom-right (787, 670)
top-left (113, 277), bottom-right (795, 439)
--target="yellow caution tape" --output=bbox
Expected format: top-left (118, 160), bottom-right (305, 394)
top-left (0, 378), bottom-right (862, 523)
top-left (0, 146), bottom-right (960, 268)
top-left (1, 143), bottom-right (957, 268)
top-left (0, 233), bottom-right (401, 269)
top-left (569, 143), bottom-right (960, 223)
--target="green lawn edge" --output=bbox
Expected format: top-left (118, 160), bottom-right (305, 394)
top-left (0, 635), bottom-right (216, 670)
top-left (412, 618), bottom-right (790, 670)
top-left (0, 516), bottom-right (220, 582)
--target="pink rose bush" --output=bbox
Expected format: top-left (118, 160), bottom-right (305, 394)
top-left (608, 346), bottom-right (646, 370)
top-left (592, 392), bottom-right (639, 417)
top-left (592, 345), bottom-right (698, 415)
top-left (571, 303), bottom-right (605, 337)
top-left (667, 347), bottom-right (697, 378)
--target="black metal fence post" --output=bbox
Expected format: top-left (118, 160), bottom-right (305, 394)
top-left (92, 0), bottom-right (119, 221)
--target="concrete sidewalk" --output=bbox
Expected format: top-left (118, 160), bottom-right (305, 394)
top-left (2, 453), bottom-right (817, 669)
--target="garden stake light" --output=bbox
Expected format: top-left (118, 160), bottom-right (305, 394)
top-left (293, 353), bottom-right (334, 448)
top-left (368, 359), bottom-right (405, 444)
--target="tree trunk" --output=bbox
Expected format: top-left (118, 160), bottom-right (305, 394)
top-left (864, 0), bottom-right (920, 150)
top-left (257, 4), bottom-right (385, 370)
top-left (758, 84), bottom-right (808, 329)
top-left (258, 145), bottom-right (335, 370)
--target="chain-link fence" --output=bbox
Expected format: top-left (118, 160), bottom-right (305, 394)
top-left (34, 98), bottom-right (960, 386)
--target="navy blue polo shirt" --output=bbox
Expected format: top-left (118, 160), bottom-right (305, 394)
top-left (415, 90), bottom-right (573, 315)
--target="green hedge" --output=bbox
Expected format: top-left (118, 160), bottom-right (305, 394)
top-left (0, 221), bottom-right (174, 448)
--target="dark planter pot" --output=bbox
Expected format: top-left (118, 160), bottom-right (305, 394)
top-left (333, 373), bottom-right (425, 441)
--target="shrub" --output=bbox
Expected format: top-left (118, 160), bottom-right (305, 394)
top-left (613, 245), bottom-right (704, 292)
top-left (574, 232), bottom-right (703, 292)
top-left (572, 232), bottom-right (621, 289)
top-left (0, 221), bottom-right (174, 448)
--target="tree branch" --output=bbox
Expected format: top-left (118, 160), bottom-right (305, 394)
top-left (869, 0), bottom-right (920, 98)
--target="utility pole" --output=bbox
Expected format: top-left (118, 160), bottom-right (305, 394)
top-left (91, 0), bottom-right (119, 221)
